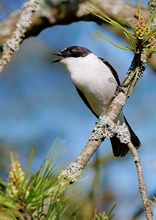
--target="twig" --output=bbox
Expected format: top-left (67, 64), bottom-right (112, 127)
top-left (128, 142), bottom-right (153, 220)
top-left (0, 0), bottom-right (40, 74)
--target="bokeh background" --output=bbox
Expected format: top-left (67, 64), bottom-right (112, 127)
top-left (0, 1), bottom-right (156, 219)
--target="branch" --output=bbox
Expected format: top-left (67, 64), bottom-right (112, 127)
top-left (0, 0), bottom-right (152, 74)
top-left (127, 142), bottom-right (153, 220)
top-left (61, 55), bottom-right (153, 220)
top-left (0, 0), bottom-right (150, 43)
top-left (0, 0), bottom-right (40, 73)
top-left (60, 11), bottom-right (155, 216)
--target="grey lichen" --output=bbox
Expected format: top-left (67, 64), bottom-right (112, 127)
top-left (89, 115), bottom-right (130, 144)
top-left (6, 0), bottom-right (40, 52)
top-left (89, 115), bottom-right (116, 140)
top-left (0, 0), bottom-right (41, 73)
top-left (115, 121), bottom-right (130, 144)
top-left (60, 162), bottom-right (83, 183)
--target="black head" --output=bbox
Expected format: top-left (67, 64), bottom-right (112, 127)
top-left (52, 46), bottom-right (91, 62)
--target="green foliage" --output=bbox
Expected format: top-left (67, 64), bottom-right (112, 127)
top-left (0, 139), bottom-right (116, 219)
top-left (87, 1), bottom-right (156, 99)
top-left (87, 3), bottom-right (156, 57)
top-left (5, 138), bottom-right (70, 219)
top-left (91, 203), bottom-right (117, 220)
top-left (0, 179), bottom-right (23, 220)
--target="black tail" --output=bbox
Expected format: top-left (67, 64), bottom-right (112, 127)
top-left (110, 117), bottom-right (141, 157)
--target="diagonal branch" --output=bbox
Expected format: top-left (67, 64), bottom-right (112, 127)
top-left (127, 142), bottom-right (153, 220)
top-left (60, 49), bottom-right (153, 219)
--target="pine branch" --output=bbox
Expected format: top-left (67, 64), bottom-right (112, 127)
top-left (0, 139), bottom-right (117, 220)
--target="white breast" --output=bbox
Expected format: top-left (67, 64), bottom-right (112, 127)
top-left (61, 53), bottom-right (118, 116)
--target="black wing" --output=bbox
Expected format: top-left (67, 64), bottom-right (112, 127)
top-left (75, 86), bottom-right (98, 118)
top-left (75, 57), bottom-right (120, 119)
top-left (99, 57), bottom-right (120, 85)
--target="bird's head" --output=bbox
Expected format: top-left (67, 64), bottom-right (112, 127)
top-left (52, 46), bottom-right (91, 63)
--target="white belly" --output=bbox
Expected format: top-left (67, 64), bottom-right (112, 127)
top-left (77, 75), bottom-right (117, 116)
top-left (61, 53), bottom-right (118, 116)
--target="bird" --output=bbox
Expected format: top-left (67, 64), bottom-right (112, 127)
top-left (52, 46), bottom-right (140, 157)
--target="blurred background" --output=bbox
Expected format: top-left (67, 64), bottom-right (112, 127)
top-left (0, 0), bottom-right (156, 219)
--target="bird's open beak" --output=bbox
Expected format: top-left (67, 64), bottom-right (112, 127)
top-left (52, 52), bottom-right (63, 63)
